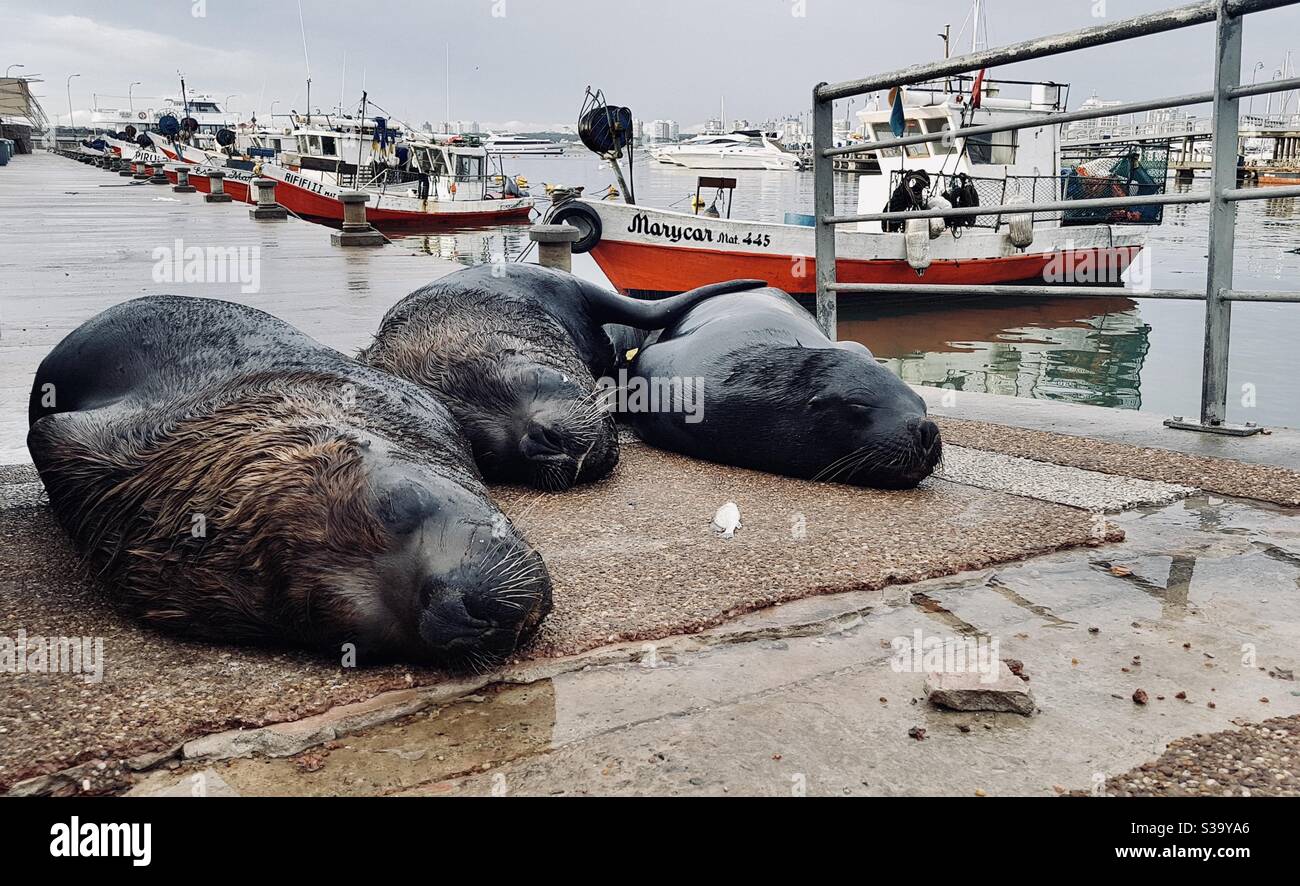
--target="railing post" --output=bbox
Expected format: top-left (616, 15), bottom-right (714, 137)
top-left (813, 83), bottom-right (837, 341)
top-left (1200, 0), bottom-right (1243, 428)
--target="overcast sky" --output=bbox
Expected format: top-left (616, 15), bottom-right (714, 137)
top-left (3, 0), bottom-right (1298, 129)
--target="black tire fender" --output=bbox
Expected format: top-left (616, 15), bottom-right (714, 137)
top-left (550, 202), bottom-right (602, 253)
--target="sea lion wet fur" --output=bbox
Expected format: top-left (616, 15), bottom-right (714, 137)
top-left (27, 295), bottom-right (551, 668)
top-left (359, 263), bottom-right (764, 490)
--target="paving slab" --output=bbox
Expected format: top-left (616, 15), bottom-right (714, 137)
top-left (936, 416), bottom-right (1300, 507)
top-left (916, 383), bottom-right (1300, 467)
top-left (937, 445), bottom-right (1194, 512)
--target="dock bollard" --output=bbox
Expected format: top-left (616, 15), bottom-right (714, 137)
top-left (330, 191), bottom-right (385, 246)
top-left (149, 164), bottom-right (169, 185)
top-left (204, 171), bottom-right (233, 203)
top-left (133, 162), bottom-right (149, 181)
top-left (173, 166), bottom-right (196, 194)
top-left (249, 178), bottom-right (288, 220)
top-left (528, 224), bottom-right (582, 273)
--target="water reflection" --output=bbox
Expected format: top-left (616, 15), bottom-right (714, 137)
top-left (835, 296), bottom-right (1151, 409)
top-left (387, 224), bottom-right (532, 265)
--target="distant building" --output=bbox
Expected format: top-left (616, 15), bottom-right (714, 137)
top-left (434, 120), bottom-right (481, 135)
top-left (768, 116), bottom-right (807, 144)
top-left (649, 119), bottom-right (679, 142)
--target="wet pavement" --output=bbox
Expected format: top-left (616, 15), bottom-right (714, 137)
top-left (127, 494), bottom-right (1300, 797)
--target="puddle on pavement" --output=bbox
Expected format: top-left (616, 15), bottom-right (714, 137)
top-left (184, 681), bottom-right (557, 797)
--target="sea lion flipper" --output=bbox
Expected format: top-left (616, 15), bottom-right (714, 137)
top-left (581, 279), bottom-right (768, 330)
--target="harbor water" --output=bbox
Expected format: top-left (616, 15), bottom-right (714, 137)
top-left (388, 151), bottom-right (1300, 429)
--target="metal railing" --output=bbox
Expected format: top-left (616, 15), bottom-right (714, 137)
top-left (812, 0), bottom-right (1300, 435)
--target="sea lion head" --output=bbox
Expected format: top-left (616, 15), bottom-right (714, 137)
top-left (713, 343), bottom-right (941, 489)
top-left (357, 441), bottom-right (553, 670)
top-left (801, 344), bottom-right (942, 488)
top-left (435, 351), bottom-right (619, 492)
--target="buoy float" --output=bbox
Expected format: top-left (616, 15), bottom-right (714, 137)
top-left (905, 218), bottom-right (931, 272)
top-left (1005, 194), bottom-right (1034, 248)
top-left (925, 194), bottom-right (952, 239)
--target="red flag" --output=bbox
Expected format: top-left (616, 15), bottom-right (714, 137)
top-left (971, 69), bottom-right (986, 109)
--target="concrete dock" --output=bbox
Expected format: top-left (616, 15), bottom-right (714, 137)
top-left (2, 151), bottom-right (1299, 796)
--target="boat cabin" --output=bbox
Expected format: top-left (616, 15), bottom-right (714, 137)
top-left (276, 113), bottom-right (404, 176)
top-left (852, 77), bottom-right (1067, 232)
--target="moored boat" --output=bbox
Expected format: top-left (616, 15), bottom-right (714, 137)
top-left (257, 159), bottom-right (533, 225)
top-left (649, 131), bottom-right (801, 171)
top-left (483, 133), bottom-right (564, 156)
top-left (556, 76), bottom-right (1162, 298)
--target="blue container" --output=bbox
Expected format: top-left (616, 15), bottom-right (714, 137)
top-left (0, 139), bottom-right (12, 166)
top-left (783, 211), bottom-right (815, 226)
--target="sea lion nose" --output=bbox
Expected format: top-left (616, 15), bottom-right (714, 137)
top-left (909, 417), bottom-right (941, 453)
top-left (520, 421), bottom-right (566, 459)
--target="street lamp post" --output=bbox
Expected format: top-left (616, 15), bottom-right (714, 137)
top-left (1266, 68), bottom-right (1284, 118)
top-left (66, 73), bottom-right (80, 135)
top-left (5, 64), bottom-right (23, 78)
top-left (129, 81), bottom-right (141, 114)
top-left (1248, 62), bottom-right (1265, 117)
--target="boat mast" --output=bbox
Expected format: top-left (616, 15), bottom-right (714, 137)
top-left (297, 0), bottom-right (312, 124)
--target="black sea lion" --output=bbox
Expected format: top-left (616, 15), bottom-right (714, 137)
top-left (358, 263), bottom-right (764, 490)
top-left (27, 295), bottom-right (551, 670)
top-left (618, 287), bottom-right (942, 489)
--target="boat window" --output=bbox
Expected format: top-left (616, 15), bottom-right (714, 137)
top-left (309, 135), bottom-right (322, 153)
top-left (870, 123), bottom-right (901, 157)
top-left (902, 120), bottom-right (927, 157)
top-left (967, 130), bottom-right (1017, 164)
top-left (297, 135), bottom-right (308, 153)
top-left (321, 136), bottom-right (336, 156)
top-left (923, 118), bottom-right (958, 155)
top-left (455, 154), bottom-right (483, 179)
top-left (870, 120), bottom-right (928, 157)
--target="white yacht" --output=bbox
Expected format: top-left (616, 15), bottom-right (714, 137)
top-left (91, 93), bottom-right (237, 137)
top-left (648, 130), bottom-right (800, 171)
top-left (482, 133), bottom-right (564, 155)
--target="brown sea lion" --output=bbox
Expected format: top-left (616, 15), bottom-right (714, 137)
top-left (27, 295), bottom-right (550, 670)
top-left (358, 263), bottom-right (764, 491)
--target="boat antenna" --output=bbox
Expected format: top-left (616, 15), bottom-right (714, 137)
top-left (297, 0), bottom-right (312, 124)
top-left (339, 51), bottom-right (346, 116)
top-left (445, 43), bottom-right (451, 128)
top-left (356, 90), bottom-right (368, 181)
